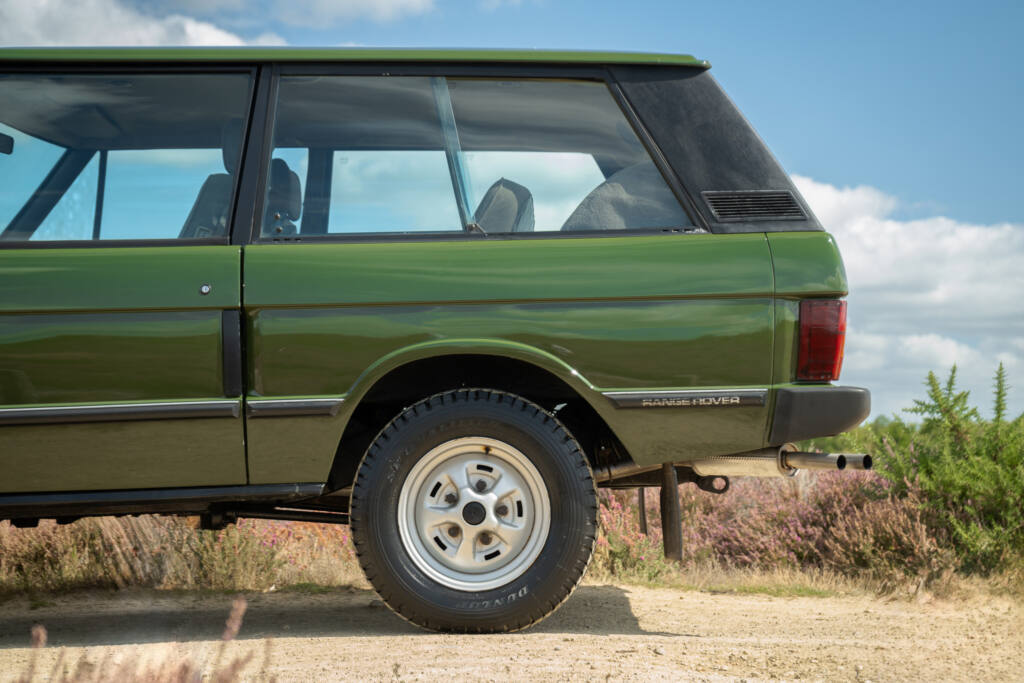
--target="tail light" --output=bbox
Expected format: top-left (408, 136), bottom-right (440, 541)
top-left (797, 299), bottom-right (846, 381)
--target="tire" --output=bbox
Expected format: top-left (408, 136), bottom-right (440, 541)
top-left (350, 388), bottom-right (597, 633)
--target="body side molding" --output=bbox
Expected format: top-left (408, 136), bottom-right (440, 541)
top-left (246, 397), bottom-right (345, 417)
top-left (0, 400), bottom-right (241, 426)
top-left (603, 388), bottom-right (767, 409)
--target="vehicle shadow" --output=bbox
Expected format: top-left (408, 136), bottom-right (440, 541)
top-left (0, 584), bottom-right (678, 649)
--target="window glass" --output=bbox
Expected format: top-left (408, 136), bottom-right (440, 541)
top-left (262, 75), bottom-right (690, 238)
top-left (101, 149), bottom-right (227, 240)
top-left (265, 77), bottom-right (461, 237)
top-left (0, 73), bottom-right (252, 242)
top-left (327, 151), bottom-right (461, 233)
top-left (463, 151), bottom-right (606, 230)
top-left (0, 122), bottom-right (64, 230)
top-left (449, 79), bottom-right (691, 233)
top-left (32, 155), bottom-right (99, 241)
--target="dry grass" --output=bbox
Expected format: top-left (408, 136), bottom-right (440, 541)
top-left (0, 516), bottom-right (365, 596)
top-left (587, 561), bottom-right (864, 598)
top-left (2, 470), bottom-right (1020, 604)
top-left (12, 598), bottom-right (265, 683)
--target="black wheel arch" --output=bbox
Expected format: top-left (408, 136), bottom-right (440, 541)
top-left (327, 353), bottom-right (627, 492)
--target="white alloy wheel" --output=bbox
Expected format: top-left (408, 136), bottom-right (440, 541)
top-left (397, 437), bottom-right (551, 591)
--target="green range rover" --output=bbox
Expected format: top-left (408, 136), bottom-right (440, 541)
top-left (0, 47), bottom-right (870, 632)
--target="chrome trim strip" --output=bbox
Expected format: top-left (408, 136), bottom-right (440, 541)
top-left (603, 389), bottom-right (768, 409)
top-left (246, 397), bottom-right (345, 418)
top-left (0, 400), bottom-right (241, 426)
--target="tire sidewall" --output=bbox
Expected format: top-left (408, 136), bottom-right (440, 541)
top-left (353, 391), bottom-right (595, 630)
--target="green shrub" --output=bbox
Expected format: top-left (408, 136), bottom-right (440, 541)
top-left (808, 364), bottom-right (1024, 575)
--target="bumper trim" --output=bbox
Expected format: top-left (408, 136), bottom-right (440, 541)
top-left (769, 386), bottom-right (870, 444)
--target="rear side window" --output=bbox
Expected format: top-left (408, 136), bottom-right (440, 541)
top-left (261, 76), bottom-right (691, 238)
top-left (0, 73), bottom-right (252, 243)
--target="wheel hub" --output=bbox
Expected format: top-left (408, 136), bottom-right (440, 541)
top-left (396, 437), bottom-right (552, 592)
top-left (461, 501), bottom-right (486, 525)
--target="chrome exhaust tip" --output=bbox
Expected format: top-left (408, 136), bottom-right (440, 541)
top-left (783, 451), bottom-right (847, 471)
top-left (842, 453), bottom-right (873, 470)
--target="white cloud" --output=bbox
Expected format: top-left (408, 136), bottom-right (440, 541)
top-left (794, 175), bottom-right (1024, 419)
top-left (0, 0), bottom-right (284, 46)
top-left (275, 0), bottom-right (434, 27)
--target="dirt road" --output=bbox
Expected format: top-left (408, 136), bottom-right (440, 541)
top-left (1, 584), bottom-right (1021, 681)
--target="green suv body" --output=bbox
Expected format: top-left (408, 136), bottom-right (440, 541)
top-left (0, 48), bottom-right (869, 631)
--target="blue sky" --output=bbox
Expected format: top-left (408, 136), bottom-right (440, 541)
top-left (1, 0), bottom-right (1022, 420)
top-left (120, 0), bottom-right (1024, 226)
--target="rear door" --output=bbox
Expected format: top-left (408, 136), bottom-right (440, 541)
top-left (0, 68), bottom-right (254, 493)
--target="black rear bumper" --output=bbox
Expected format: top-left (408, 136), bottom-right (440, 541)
top-left (769, 386), bottom-right (870, 444)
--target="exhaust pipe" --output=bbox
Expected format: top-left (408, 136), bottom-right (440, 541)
top-left (784, 451), bottom-right (846, 471)
top-left (594, 447), bottom-right (873, 483)
top-left (690, 446), bottom-right (797, 478)
top-left (841, 453), bottom-right (873, 470)
top-left (592, 461), bottom-right (660, 483)
top-left (690, 444), bottom-right (872, 478)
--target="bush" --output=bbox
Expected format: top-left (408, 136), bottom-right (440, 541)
top-left (592, 491), bottom-right (674, 581)
top-left (593, 365), bottom-right (1024, 590)
top-left (811, 364), bottom-right (1024, 574)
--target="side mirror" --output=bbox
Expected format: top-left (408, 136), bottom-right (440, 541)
top-left (0, 132), bottom-right (12, 155)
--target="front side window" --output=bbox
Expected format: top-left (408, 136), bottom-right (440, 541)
top-left (261, 75), bottom-right (691, 238)
top-left (0, 73), bottom-right (252, 243)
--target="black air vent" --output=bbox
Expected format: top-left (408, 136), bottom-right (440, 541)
top-left (702, 191), bottom-right (806, 222)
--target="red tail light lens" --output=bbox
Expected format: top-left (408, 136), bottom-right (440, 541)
top-left (797, 299), bottom-right (847, 381)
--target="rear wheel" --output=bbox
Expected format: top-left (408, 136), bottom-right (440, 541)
top-left (350, 389), bottom-right (597, 632)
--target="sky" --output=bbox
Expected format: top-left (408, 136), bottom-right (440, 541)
top-left (1, 0), bottom-right (1022, 420)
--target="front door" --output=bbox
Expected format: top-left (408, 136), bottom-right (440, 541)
top-left (0, 69), bottom-right (254, 492)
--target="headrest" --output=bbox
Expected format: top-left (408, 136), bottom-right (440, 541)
top-left (474, 178), bottom-right (534, 233)
top-left (222, 118), bottom-right (244, 175)
top-left (267, 158), bottom-right (302, 221)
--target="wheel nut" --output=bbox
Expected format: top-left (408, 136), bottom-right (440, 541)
top-left (496, 504), bottom-right (509, 516)
top-left (475, 480), bottom-right (487, 492)
top-left (447, 526), bottom-right (459, 538)
top-left (479, 533), bottom-right (492, 545)
top-left (444, 492), bottom-right (458, 505)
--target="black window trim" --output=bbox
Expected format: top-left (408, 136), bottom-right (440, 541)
top-left (248, 61), bottom-right (706, 246)
top-left (0, 62), bottom-right (259, 250)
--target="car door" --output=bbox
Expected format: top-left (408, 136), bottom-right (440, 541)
top-left (0, 69), bottom-right (254, 493)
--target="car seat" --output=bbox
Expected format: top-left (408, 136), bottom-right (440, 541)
top-left (178, 119), bottom-right (242, 239)
top-left (473, 178), bottom-right (534, 233)
top-left (560, 162), bottom-right (688, 231)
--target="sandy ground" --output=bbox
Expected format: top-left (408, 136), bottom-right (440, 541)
top-left (0, 584), bottom-right (1021, 682)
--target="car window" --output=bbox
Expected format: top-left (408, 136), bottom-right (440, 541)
top-left (462, 151), bottom-right (607, 231)
top-left (264, 77), bottom-right (462, 237)
top-left (31, 154), bottom-right (100, 241)
top-left (0, 73), bottom-right (252, 243)
top-left (262, 75), bottom-right (691, 238)
top-left (0, 122), bottom-right (65, 232)
top-left (448, 79), bottom-right (691, 233)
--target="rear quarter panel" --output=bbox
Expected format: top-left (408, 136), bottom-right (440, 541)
top-left (243, 233), bottom-right (776, 481)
